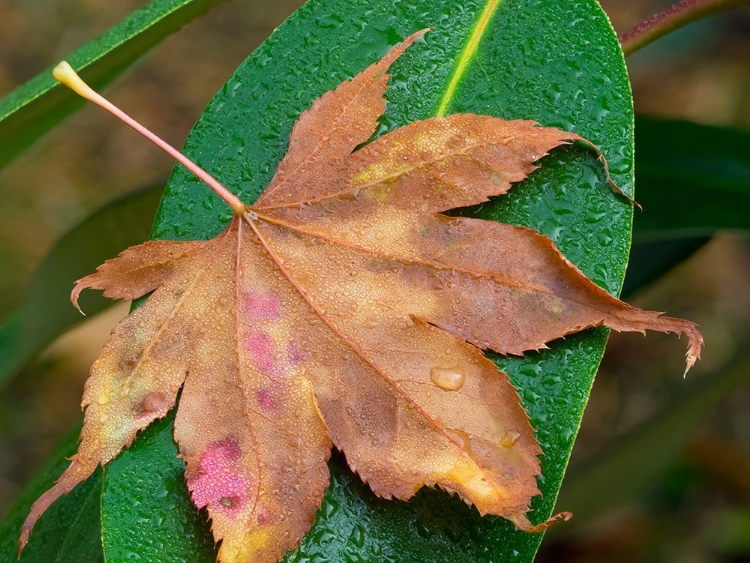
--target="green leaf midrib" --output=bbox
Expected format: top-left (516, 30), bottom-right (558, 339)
top-left (435, 0), bottom-right (503, 116)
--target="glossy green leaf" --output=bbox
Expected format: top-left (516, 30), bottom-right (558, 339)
top-left (633, 116), bottom-right (750, 236)
top-left (0, 426), bottom-right (104, 563)
top-left (549, 355), bottom-right (750, 537)
top-left (0, 0), bottom-right (223, 170)
top-left (0, 184), bottom-right (162, 388)
top-left (100, 0), bottom-right (633, 561)
top-left (101, 417), bottom-right (217, 562)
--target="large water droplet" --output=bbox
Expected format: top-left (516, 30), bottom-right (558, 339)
top-left (430, 366), bottom-right (466, 391)
top-left (500, 430), bottom-right (521, 448)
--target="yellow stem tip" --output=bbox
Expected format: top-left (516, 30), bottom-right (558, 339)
top-left (52, 61), bottom-right (96, 100)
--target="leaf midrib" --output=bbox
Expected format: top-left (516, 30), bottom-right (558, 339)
top-left (435, 0), bottom-right (503, 116)
top-left (231, 218), bottom-right (265, 535)
top-left (244, 214), bottom-right (500, 487)
top-left (252, 210), bottom-right (622, 347)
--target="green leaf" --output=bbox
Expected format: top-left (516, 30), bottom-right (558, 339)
top-left (633, 116), bottom-right (750, 236)
top-left (0, 426), bottom-right (104, 563)
top-left (0, 0), bottom-right (224, 169)
top-left (622, 117), bottom-right (750, 295)
top-left (549, 356), bottom-right (750, 537)
top-left (100, 0), bottom-right (633, 561)
top-left (0, 184), bottom-right (162, 388)
top-left (622, 235), bottom-right (710, 297)
top-left (101, 417), bottom-right (217, 562)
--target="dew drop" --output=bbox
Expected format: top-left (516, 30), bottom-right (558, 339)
top-left (500, 430), bottom-right (521, 448)
top-left (430, 366), bottom-right (466, 391)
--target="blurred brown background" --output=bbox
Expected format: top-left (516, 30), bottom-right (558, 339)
top-left (0, 0), bottom-right (749, 561)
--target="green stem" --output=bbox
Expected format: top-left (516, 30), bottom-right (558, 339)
top-left (620, 0), bottom-right (750, 56)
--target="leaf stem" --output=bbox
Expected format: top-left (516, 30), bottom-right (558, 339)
top-left (620, 0), bottom-right (750, 56)
top-left (52, 61), bottom-right (246, 215)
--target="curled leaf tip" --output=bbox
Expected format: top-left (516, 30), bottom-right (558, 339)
top-left (527, 511), bottom-right (573, 533)
top-left (684, 354), bottom-right (697, 378)
top-left (70, 282), bottom-right (86, 315)
top-left (573, 135), bottom-right (639, 208)
top-left (511, 510), bottom-right (572, 533)
top-left (682, 323), bottom-right (704, 377)
top-left (17, 528), bottom-right (29, 559)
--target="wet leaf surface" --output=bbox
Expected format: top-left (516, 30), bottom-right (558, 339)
top-left (20, 22), bottom-right (701, 563)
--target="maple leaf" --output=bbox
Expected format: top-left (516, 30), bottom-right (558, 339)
top-left (20, 30), bottom-right (703, 563)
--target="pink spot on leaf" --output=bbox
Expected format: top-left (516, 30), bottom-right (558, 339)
top-left (287, 342), bottom-right (307, 364)
top-left (246, 332), bottom-right (276, 373)
top-left (256, 387), bottom-right (278, 411)
top-left (244, 291), bottom-right (281, 320)
top-left (257, 506), bottom-right (273, 526)
top-left (188, 439), bottom-right (250, 517)
top-left (200, 439), bottom-right (241, 469)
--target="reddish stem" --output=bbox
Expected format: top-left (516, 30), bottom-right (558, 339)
top-left (620, 0), bottom-right (750, 56)
top-left (52, 62), bottom-right (246, 215)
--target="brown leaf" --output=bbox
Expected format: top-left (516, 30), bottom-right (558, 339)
top-left (21, 30), bottom-right (702, 563)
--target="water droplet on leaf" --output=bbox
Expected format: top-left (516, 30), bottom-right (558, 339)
top-left (500, 430), bottom-right (521, 448)
top-left (430, 366), bottom-right (466, 391)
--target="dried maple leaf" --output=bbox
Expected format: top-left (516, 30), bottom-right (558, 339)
top-left (21, 30), bottom-right (702, 563)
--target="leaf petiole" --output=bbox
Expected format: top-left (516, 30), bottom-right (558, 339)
top-left (52, 62), bottom-right (247, 216)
